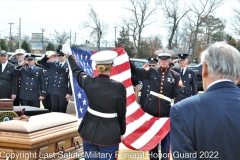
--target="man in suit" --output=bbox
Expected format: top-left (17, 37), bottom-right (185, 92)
top-left (172, 54), bottom-right (198, 99)
top-left (170, 41), bottom-right (240, 160)
top-left (13, 54), bottom-right (46, 107)
top-left (9, 49), bottom-right (26, 105)
top-left (40, 50), bottom-right (72, 113)
top-left (0, 50), bottom-right (17, 99)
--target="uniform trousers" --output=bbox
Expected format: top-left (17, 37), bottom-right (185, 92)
top-left (149, 132), bottom-right (170, 160)
top-left (82, 140), bottom-right (119, 160)
top-left (42, 95), bottom-right (52, 112)
top-left (50, 94), bottom-right (68, 113)
top-left (13, 95), bottom-right (22, 106)
top-left (22, 100), bottom-right (40, 108)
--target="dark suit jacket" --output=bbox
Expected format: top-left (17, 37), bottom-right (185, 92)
top-left (170, 81), bottom-right (240, 160)
top-left (172, 67), bottom-right (198, 99)
top-left (68, 55), bottom-right (126, 145)
top-left (0, 62), bottom-right (17, 98)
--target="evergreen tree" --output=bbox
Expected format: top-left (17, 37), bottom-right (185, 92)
top-left (9, 41), bottom-right (15, 52)
top-left (46, 42), bottom-right (55, 51)
top-left (0, 39), bottom-right (8, 51)
top-left (21, 40), bottom-right (31, 53)
top-left (116, 27), bottom-right (135, 57)
top-left (56, 45), bottom-right (62, 51)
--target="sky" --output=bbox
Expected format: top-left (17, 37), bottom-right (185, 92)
top-left (0, 0), bottom-right (239, 47)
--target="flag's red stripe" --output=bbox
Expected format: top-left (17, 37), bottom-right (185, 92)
top-left (110, 61), bottom-right (130, 76)
top-left (122, 78), bottom-right (133, 89)
top-left (123, 116), bottom-right (159, 146)
top-left (126, 93), bottom-right (136, 107)
top-left (138, 119), bottom-right (170, 151)
top-left (113, 47), bottom-right (126, 56)
top-left (126, 107), bottom-right (145, 125)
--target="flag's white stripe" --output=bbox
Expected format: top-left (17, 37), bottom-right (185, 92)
top-left (131, 118), bottom-right (169, 149)
top-left (126, 101), bottom-right (140, 117)
top-left (114, 53), bottom-right (129, 66)
top-left (124, 113), bottom-right (153, 137)
top-left (111, 69), bottom-right (131, 82)
top-left (91, 52), bottom-right (128, 69)
top-left (126, 86), bottom-right (134, 97)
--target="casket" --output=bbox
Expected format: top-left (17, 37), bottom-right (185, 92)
top-left (0, 112), bottom-right (83, 160)
top-left (0, 99), bottom-right (13, 110)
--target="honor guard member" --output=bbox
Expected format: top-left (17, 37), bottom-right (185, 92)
top-left (0, 50), bottom-right (17, 99)
top-left (9, 49), bottom-right (26, 105)
top-left (62, 43), bottom-right (126, 160)
top-left (139, 57), bottom-right (158, 109)
top-left (172, 54), bottom-right (198, 99)
top-left (130, 49), bottom-right (183, 160)
top-left (40, 51), bottom-right (57, 112)
top-left (12, 54), bottom-right (46, 107)
top-left (40, 50), bottom-right (72, 113)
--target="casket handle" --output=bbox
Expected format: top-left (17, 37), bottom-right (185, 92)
top-left (73, 136), bottom-right (81, 149)
top-left (57, 141), bottom-right (66, 153)
top-left (39, 146), bottom-right (48, 158)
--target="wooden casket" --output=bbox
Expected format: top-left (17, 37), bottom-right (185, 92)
top-left (0, 112), bottom-right (83, 160)
top-left (0, 99), bottom-right (13, 110)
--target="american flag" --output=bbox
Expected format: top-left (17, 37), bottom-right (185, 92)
top-left (69, 47), bottom-right (170, 151)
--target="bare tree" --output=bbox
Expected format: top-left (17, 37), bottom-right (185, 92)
top-left (81, 6), bottom-right (108, 51)
top-left (200, 15), bottom-right (225, 43)
top-left (22, 35), bottom-right (31, 43)
top-left (147, 35), bottom-right (163, 56)
top-left (123, 0), bottom-right (159, 56)
top-left (188, 0), bottom-right (224, 58)
top-left (231, 0), bottom-right (240, 36)
top-left (161, 0), bottom-right (191, 49)
top-left (53, 30), bottom-right (70, 46)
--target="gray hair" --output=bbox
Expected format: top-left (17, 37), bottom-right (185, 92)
top-left (200, 41), bottom-right (240, 82)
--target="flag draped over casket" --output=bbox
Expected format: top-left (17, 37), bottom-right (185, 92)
top-left (69, 47), bottom-right (170, 151)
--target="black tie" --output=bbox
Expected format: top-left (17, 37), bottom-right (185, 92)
top-left (59, 64), bottom-right (62, 67)
top-left (29, 68), bottom-right (32, 72)
top-left (180, 69), bottom-right (183, 76)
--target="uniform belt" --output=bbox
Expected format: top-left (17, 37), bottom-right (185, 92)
top-left (87, 107), bottom-right (117, 118)
top-left (150, 91), bottom-right (174, 105)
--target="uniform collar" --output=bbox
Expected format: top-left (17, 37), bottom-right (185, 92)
top-left (159, 67), bottom-right (170, 72)
top-left (98, 74), bottom-right (110, 79)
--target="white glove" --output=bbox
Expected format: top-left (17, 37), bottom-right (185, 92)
top-left (62, 44), bottom-right (72, 55)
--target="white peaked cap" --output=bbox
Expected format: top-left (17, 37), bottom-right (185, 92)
top-left (155, 49), bottom-right (174, 57)
top-left (91, 51), bottom-right (118, 64)
top-left (14, 49), bottom-right (26, 55)
top-left (45, 51), bottom-right (57, 57)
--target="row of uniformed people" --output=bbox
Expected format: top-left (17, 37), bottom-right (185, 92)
top-left (0, 49), bottom-right (72, 113)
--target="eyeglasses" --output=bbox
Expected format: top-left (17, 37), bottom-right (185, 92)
top-left (149, 65), bottom-right (156, 67)
top-left (58, 55), bottom-right (64, 57)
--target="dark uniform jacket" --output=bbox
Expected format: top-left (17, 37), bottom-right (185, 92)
top-left (130, 61), bottom-right (183, 117)
top-left (10, 61), bottom-right (29, 96)
top-left (139, 79), bottom-right (149, 108)
top-left (0, 62), bottom-right (17, 98)
top-left (13, 65), bottom-right (47, 101)
top-left (40, 56), bottom-right (72, 97)
top-left (172, 67), bottom-right (198, 99)
top-left (68, 55), bottom-right (127, 145)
